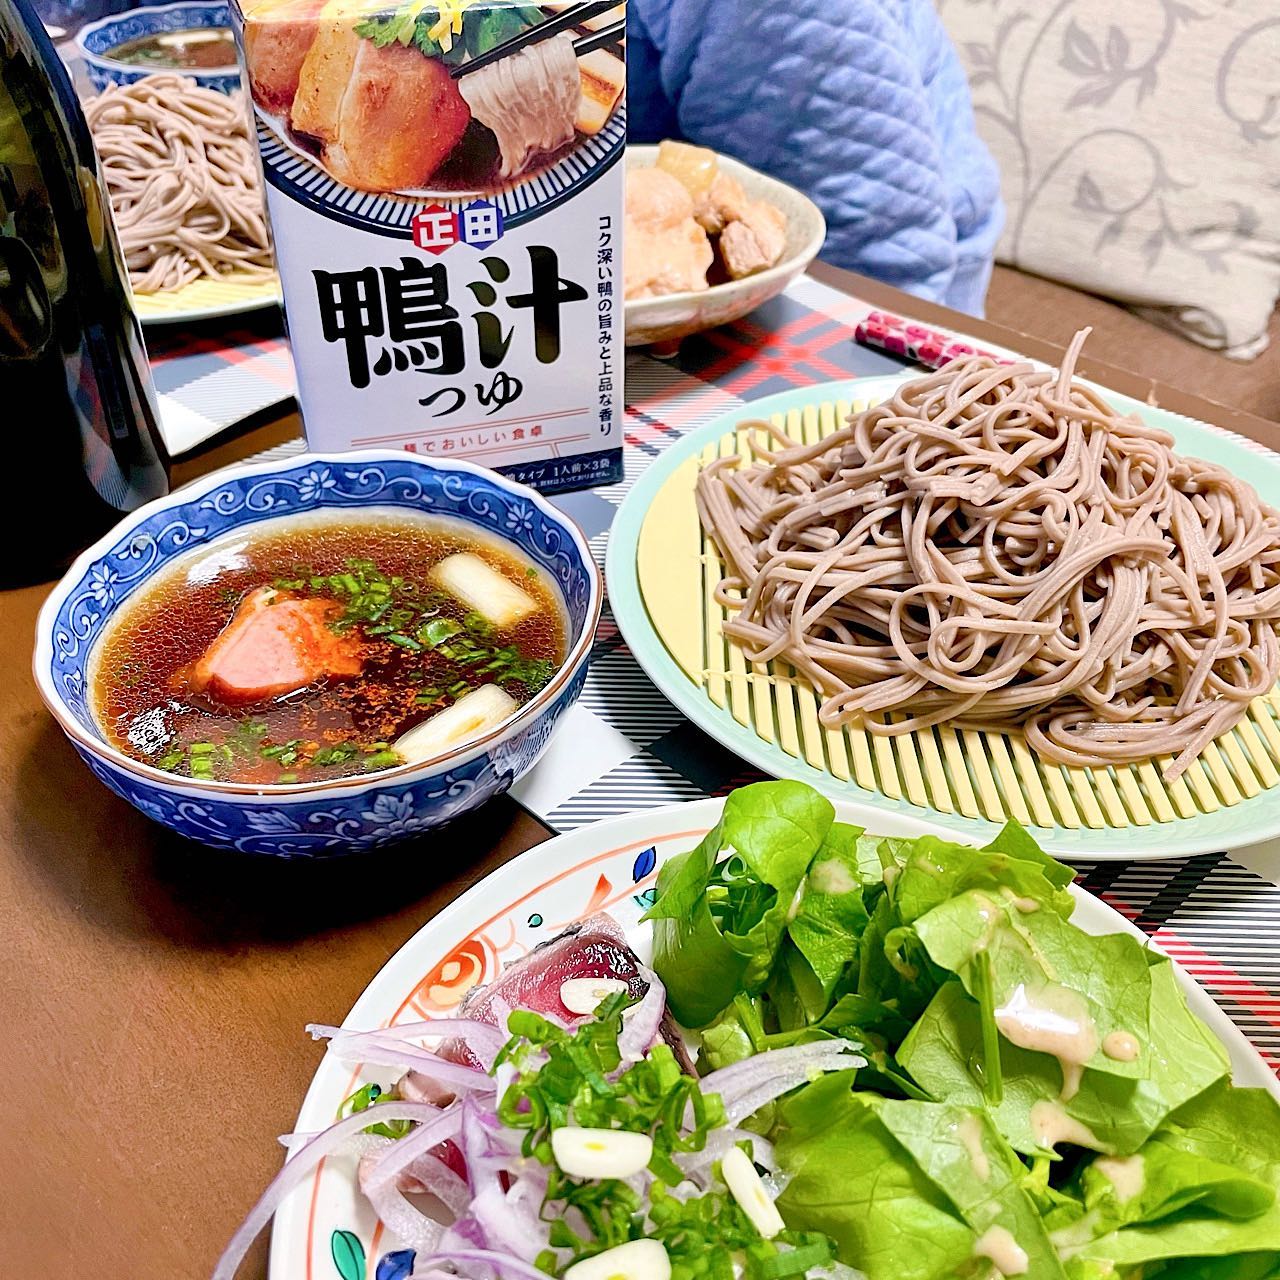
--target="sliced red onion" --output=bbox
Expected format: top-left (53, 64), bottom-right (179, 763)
top-left (211, 1102), bottom-right (446, 1280)
top-left (489, 996), bottom-right (515, 1036)
top-left (678, 1127), bottom-right (777, 1177)
top-left (721, 1068), bottom-right (845, 1126)
top-left (364, 1107), bottom-right (466, 1195)
top-left (309, 1020), bottom-right (506, 1071)
top-left (697, 1043), bottom-right (863, 1126)
top-left (699, 1040), bottom-right (859, 1099)
top-left (311, 1031), bottom-right (497, 1095)
top-left (467, 1178), bottom-right (549, 1260)
top-left (361, 1144), bottom-right (470, 1218)
top-left (459, 1096), bottom-right (524, 1187)
top-left (617, 965), bottom-right (666, 1060)
top-left (362, 1174), bottom-right (447, 1256)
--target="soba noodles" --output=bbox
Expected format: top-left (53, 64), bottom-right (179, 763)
top-left (84, 74), bottom-right (274, 294)
top-left (697, 331), bottom-right (1280, 780)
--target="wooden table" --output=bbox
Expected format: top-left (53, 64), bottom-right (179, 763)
top-left (6, 272), bottom-right (1277, 1277)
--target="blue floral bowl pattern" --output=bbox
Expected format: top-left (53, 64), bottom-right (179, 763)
top-left (34, 452), bottom-right (601, 858)
top-left (77, 3), bottom-right (241, 96)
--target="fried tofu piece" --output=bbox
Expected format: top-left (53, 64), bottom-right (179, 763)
top-left (242, 0), bottom-right (325, 113)
top-left (290, 14), bottom-right (361, 141)
top-left (322, 40), bottom-right (471, 191)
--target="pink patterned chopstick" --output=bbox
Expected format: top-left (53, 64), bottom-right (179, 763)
top-left (853, 310), bottom-right (1011, 369)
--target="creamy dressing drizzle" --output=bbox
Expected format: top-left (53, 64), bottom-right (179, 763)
top-left (973, 1225), bottom-right (1029, 1277)
top-left (1094, 1154), bottom-right (1145, 1203)
top-left (809, 857), bottom-right (858, 896)
top-left (994, 982), bottom-right (1098, 1100)
top-left (1049, 1209), bottom-right (1101, 1260)
top-left (1030, 1100), bottom-right (1109, 1153)
top-left (1102, 1030), bottom-right (1140, 1062)
top-left (955, 1112), bottom-right (990, 1182)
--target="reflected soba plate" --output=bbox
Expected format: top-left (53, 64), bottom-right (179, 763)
top-left (132, 269), bottom-right (282, 326)
top-left (264, 795), bottom-right (1280, 1279)
top-left (606, 375), bottom-right (1280, 860)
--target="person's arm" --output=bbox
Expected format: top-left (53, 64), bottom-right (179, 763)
top-left (627, 0), bottom-right (1002, 314)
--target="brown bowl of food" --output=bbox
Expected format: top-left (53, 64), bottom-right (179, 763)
top-left (624, 142), bottom-right (826, 347)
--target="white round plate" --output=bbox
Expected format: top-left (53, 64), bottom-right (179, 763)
top-left (267, 798), bottom-right (1279, 1280)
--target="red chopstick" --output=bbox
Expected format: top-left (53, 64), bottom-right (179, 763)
top-left (853, 310), bottom-right (1011, 370)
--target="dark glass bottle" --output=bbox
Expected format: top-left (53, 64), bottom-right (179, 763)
top-left (0, 0), bottom-right (168, 586)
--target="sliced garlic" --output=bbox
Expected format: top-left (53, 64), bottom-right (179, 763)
top-left (559, 977), bottom-right (629, 1015)
top-left (550, 1126), bottom-right (653, 1179)
top-left (563, 1238), bottom-right (671, 1280)
top-left (722, 1146), bottom-right (784, 1239)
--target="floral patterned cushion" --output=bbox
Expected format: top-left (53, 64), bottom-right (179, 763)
top-left (937, 0), bottom-right (1280, 358)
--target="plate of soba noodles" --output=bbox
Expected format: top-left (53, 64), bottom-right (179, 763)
top-left (606, 334), bottom-right (1280, 859)
top-left (83, 71), bottom-right (282, 324)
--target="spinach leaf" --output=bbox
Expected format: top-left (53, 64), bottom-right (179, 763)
top-left (785, 830), bottom-right (869, 999)
top-left (647, 827), bottom-right (748, 1028)
top-left (466, 6), bottom-right (526, 56)
top-left (647, 781), bottom-right (835, 1025)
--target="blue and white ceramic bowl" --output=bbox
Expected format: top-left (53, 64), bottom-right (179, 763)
top-left (77, 2), bottom-right (240, 96)
top-left (33, 452), bottom-right (601, 858)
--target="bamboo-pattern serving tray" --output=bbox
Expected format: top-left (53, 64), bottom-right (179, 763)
top-left (606, 376), bottom-right (1280, 859)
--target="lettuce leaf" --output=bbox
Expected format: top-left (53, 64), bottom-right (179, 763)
top-left (911, 887), bottom-right (1153, 1086)
top-left (776, 1074), bottom-right (1066, 1279)
top-left (644, 781), bottom-right (1280, 1279)
top-left (899, 956), bottom-right (1228, 1156)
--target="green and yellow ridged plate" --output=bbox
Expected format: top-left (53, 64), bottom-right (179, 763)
top-left (606, 375), bottom-right (1280, 859)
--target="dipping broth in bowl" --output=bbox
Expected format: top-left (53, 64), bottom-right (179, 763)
top-left (105, 27), bottom-right (238, 69)
top-left (91, 510), bottom-right (566, 786)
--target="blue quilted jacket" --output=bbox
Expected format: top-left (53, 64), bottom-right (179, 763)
top-left (627, 0), bottom-right (1003, 314)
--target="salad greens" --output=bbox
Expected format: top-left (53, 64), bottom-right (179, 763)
top-left (352, 0), bottom-right (545, 64)
top-left (646, 780), bottom-right (1280, 1279)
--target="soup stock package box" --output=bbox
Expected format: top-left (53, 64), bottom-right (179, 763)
top-left (232, 0), bottom-right (627, 493)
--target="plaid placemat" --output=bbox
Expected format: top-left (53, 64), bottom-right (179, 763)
top-left (244, 272), bottom-right (1280, 1072)
top-left (146, 311), bottom-right (295, 457)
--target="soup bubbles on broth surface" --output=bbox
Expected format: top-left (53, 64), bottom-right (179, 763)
top-left (91, 512), bottom-right (566, 786)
